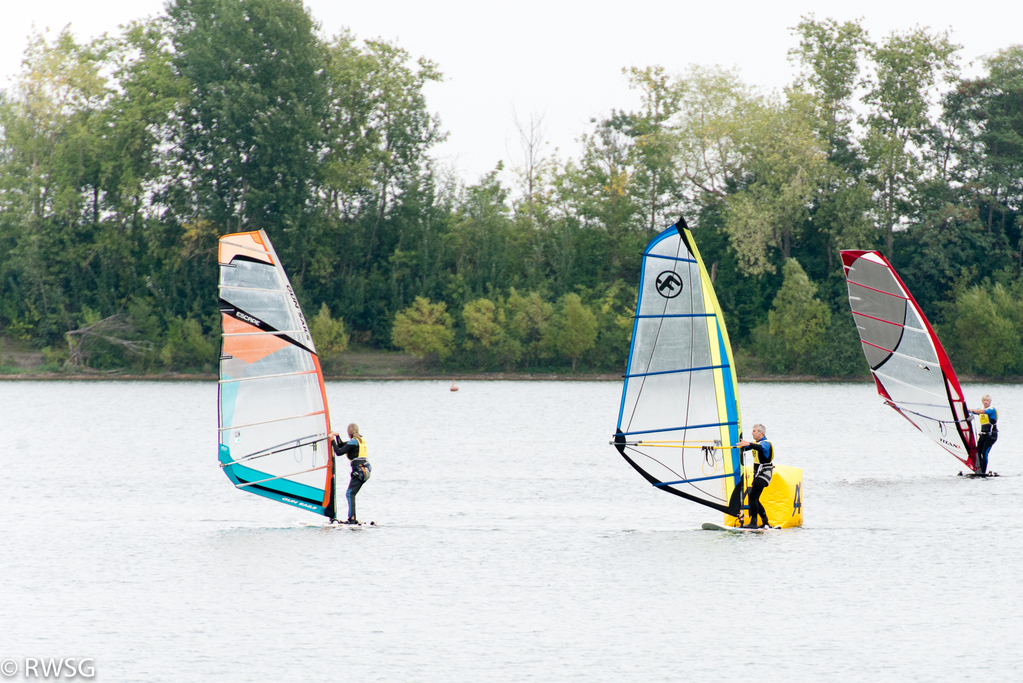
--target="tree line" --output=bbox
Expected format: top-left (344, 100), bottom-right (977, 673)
top-left (0, 2), bottom-right (1021, 377)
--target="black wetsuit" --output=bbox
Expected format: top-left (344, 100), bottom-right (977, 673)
top-left (329, 436), bottom-right (371, 522)
top-left (976, 408), bottom-right (998, 475)
top-left (741, 437), bottom-right (774, 527)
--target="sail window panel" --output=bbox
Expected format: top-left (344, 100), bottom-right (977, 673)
top-left (629, 318), bottom-right (712, 376)
top-left (646, 233), bottom-right (693, 261)
top-left (894, 327), bottom-right (939, 365)
top-left (224, 289), bottom-right (301, 332)
top-left (222, 415), bottom-right (329, 470)
top-left (222, 342), bottom-right (317, 379)
top-left (223, 373), bottom-right (325, 430)
top-left (688, 360), bottom-right (723, 427)
top-left (693, 314), bottom-right (714, 367)
top-left (220, 259), bottom-right (282, 291)
top-left (848, 259), bottom-right (904, 297)
top-left (877, 355), bottom-right (947, 401)
top-left (850, 288), bottom-right (907, 328)
top-left (904, 304), bottom-right (926, 330)
top-left (637, 267), bottom-right (703, 318)
top-left (854, 309), bottom-right (905, 358)
top-left (860, 339), bottom-right (892, 369)
top-left (621, 370), bottom-right (722, 437)
top-left (620, 379), bottom-right (690, 435)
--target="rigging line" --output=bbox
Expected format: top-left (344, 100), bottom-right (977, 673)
top-left (623, 444), bottom-right (730, 503)
top-left (611, 438), bottom-right (721, 444)
top-left (885, 403), bottom-right (972, 425)
top-left (622, 444), bottom-right (687, 484)
top-left (220, 435), bottom-right (326, 467)
top-left (628, 443), bottom-right (730, 449)
top-left (234, 464), bottom-right (328, 489)
top-left (219, 409), bottom-right (327, 432)
top-left (616, 442), bottom-right (731, 449)
top-left (885, 399), bottom-right (955, 409)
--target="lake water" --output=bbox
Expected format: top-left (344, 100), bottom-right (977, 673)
top-left (1, 379), bottom-right (1021, 682)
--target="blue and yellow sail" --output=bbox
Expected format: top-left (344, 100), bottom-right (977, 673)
top-left (614, 218), bottom-right (802, 527)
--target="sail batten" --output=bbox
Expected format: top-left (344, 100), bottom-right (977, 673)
top-left (219, 369), bottom-right (319, 385)
top-left (621, 421), bottom-right (739, 436)
top-left (218, 229), bottom-right (334, 515)
top-left (625, 364), bottom-right (729, 379)
top-left (840, 249), bottom-right (978, 470)
top-left (218, 410), bottom-right (328, 432)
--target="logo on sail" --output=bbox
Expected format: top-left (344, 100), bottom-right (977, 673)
top-left (655, 271), bottom-right (684, 298)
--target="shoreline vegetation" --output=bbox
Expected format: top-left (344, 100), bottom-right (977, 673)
top-left (0, 346), bottom-right (882, 382)
top-left (1, 7), bottom-right (1020, 382)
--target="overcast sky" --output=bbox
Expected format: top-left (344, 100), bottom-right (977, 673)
top-left (3, 1), bottom-right (1021, 184)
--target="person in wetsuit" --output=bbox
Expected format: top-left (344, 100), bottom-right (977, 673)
top-left (328, 423), bottom-right (371, 524)
top-left (737, 423), bottom-right (775, 528)
top-left (969, 395), bottom-right (998, 475)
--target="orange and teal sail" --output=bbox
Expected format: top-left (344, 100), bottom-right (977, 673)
top-left (218, 230), bottom-right (334, 515)
top-left (614, 218), bottom-right (745, 516)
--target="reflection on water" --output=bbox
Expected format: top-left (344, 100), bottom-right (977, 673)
top-left (1, 380), bottom-right (1021, 682)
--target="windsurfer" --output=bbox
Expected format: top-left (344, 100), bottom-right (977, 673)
top-left (737, 424), bottom-right (775, 528)
top-left (969, 395), bottom-right (998, 475)
top-left (329, 423), bottom-right (371, 524)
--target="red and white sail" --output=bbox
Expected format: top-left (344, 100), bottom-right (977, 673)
top-left (841, 250), bottom-right (977, 470)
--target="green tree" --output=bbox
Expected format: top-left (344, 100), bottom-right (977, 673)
top-left (664, 65), bottom-right (758, 200)
top-left (723, 93), bottom-right (830, 275)
top-left (788, 15), bottom-right (868, 156)
top-left (556, 293), bottom-right (597, 371)
top-left (862, 27), bottom-right (961, 257)
top-left (787, 15), bottom-right (876, 267)
top-left (506, 289), bottom-right (557, 368)
top-left (462, 298), bottom-right (522, 369)
top-left (941, 283), bottom-right (1022, 376)
top-left (391, 296), bottom-right (454, 361)
top-left (311, 303), bottom-right (349, 356)
top-left (941, 46), bottom-right (1023, 263)
top-left (445, 168), bottom-right (514, 299)
top-left (167, 0), bottom-right (327, 241)
top-left (160, 316), bottom-right (216, 372)
top-left (766, 259), bottom-right (831, 359)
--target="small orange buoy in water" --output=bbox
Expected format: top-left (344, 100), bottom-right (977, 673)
top-left (450, 381), bottom-right (459, 392)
